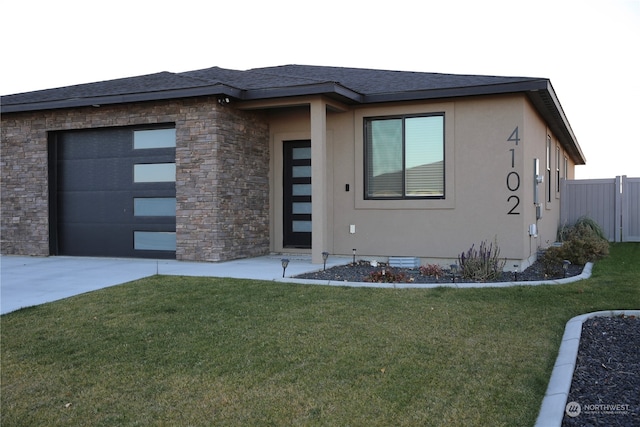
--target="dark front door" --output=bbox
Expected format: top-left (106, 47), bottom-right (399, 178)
top-left (283, 140), bottom-right (311, 248)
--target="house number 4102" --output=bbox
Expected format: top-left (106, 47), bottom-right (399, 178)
top-left (507, 127), bottom-right (520, 215)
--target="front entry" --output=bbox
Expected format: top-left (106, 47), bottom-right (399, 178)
top-left (283, 140), bottom-right (312, 248)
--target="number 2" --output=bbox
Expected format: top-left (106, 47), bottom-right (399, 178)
top-left (507, 195), bottom-right (520, 215)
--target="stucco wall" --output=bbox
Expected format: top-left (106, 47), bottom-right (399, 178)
top-left (267, 95), bottom-right (575, 268)
top-left (0, 98), bottom-right (270, 261)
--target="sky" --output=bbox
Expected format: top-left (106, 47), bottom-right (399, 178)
top-left (2, 0), bottom-right (638, 179)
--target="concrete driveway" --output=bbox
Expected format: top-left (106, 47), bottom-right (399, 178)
top-left (0, 255), bottom-right (349, 315)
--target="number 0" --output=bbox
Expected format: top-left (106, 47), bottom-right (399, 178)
top-left (506, 171), bottom-right (520, 191)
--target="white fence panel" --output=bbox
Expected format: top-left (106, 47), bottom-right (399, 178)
top-left (622, 176), bottom-right (640, 242)
top-left (560, 178), bottom-right (619, 241)
top-left (561, 176), bottom-right (640, 242)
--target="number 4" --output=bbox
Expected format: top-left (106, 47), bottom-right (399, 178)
top-left (508, 127), bottom-right (520, 145)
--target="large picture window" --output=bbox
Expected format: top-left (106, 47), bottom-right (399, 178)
top-left (365, 114), bottom-right (444, 199)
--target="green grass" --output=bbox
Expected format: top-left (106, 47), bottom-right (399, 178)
top-left (2, 243), bottom-right (639, 426)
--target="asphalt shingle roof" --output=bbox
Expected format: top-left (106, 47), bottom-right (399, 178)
top-left (0, 64), bottom-right (584, 163)
top-left (249, 65), bottom-right (540, 94)
top-left (1, 64), bottom-right (544, 109)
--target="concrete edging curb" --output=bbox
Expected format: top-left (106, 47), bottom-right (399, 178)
top-left (534, 309), bottom-right (640, 427)
top-left (276, 262), bottom-right (593, 289)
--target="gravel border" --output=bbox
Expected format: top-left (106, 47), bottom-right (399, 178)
top-left (535, 310), bottom-right (640, 427)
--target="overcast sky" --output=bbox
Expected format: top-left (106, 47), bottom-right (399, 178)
top-left (2, 0), bottom-right (638, 179)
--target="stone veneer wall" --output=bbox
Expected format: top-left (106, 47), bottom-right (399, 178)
top-left (175, 98), bottom-right (270, 261)
top-left (0, 97), bottom-right (270, 261)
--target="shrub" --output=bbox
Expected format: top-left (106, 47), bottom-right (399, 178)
top-left (419, 264), bottom-right (444, 278)
top-left (458, 238), bottom-right (506, 282)
top-left (365, 268), bottom-right (410, 283)
top-left (556, 217), bottom-right (609, 264)
top-left (558, 216), bottom-right (607, 242)
top-left (539, 246), bottom-right (565, 276)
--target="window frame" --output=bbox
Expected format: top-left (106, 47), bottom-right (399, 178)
top-left (363, 113), bottom-right (445, 200)
top-left (546, 135), bottom-right (552, 204)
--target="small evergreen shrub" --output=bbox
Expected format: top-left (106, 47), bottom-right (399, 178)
top-left (458, 238), bottom-right (506, 282)
top-left (556, 217), bottom-right (609, 264)
top-left (539, 246), bottom-right (566, 276)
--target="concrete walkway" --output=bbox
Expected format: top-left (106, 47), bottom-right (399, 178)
top-left (0, 254), bottom-right (351, 315)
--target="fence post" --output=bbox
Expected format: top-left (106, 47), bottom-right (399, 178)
top-left (560, 178), bottom-right (567, 227)
top-left (620, 175), bottom-right (627, 242)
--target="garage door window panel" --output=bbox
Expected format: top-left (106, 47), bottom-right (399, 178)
top-left (134, 128), bottom-right (176, 149)
top-left (134, 198), bottom-right (176, 216)
top-left (134, 163), bottom-right (176, 183)
top-left (134, 231), bottom-right (176, 251)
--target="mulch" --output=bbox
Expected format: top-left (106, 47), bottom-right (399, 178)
top-left (295, 259), bottom-right (584, 284)
top-left (562, 315), bottom-right (639, 426)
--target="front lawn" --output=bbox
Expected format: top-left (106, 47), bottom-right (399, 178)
top-left (2, 243), bottom-right (638, 426)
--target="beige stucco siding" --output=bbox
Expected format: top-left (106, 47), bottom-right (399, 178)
top-left (267, 94), bottom-right (573, 267)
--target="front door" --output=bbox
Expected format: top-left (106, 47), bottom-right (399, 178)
top-left (283, 140), bottom-right (312, 248)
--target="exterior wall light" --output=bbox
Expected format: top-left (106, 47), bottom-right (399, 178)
top-left (450, 264), bottom-right (459, 283)
top-left (281, 258), bottom-right (290, 277)
top-left (322, 252), bottom-right (329, 270)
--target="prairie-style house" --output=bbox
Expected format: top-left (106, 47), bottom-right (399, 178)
top-left (0, 65), bottom-right (586, 269)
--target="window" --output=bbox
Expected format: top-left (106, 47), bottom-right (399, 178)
top-left (134, 198), bottom-right (176, 216)
top-left (134, 128), bottom-right (176, 149)
top-left (365, 114), bottom-right (444, 199)
top-left (134, 163), bottom-right (176, 183)
top-left (134, 231), bottom-right (176, 251)
top-left (556, 145), bottom-right (561, 194)
top-left (546, 136), bottom-right (551, 203)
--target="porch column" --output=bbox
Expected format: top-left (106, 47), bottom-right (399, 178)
top-left (310, 99), bottom-right (327, 264)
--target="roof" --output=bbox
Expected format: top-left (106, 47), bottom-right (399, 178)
top-left (0, 65), bottom-right (585, 164)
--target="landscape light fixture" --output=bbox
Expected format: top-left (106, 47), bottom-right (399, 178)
top-left (450, 264), bottom-right (459, 283)
top-left (563, 260), bottom-right (571, 277)
top-left (281, 258), bottom-right (290, 278)
top-left (322, 252), bottom-right (329, 271)
top-left (352, 248), bottom-right (356, 265)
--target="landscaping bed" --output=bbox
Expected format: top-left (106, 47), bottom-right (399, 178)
top-left (563, 315), bottom-right (640, 426)
top-left (295, 258), bottom-right (585, 284)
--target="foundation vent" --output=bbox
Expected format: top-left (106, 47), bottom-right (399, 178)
top-left (388, 257), bottom-right (420, 268)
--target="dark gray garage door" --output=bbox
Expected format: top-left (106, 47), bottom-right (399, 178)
top-left (50, 126), bottom-right (176, 259)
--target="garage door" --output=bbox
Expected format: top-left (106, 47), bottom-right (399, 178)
top-left (50, 126), bottom-right (176, 259)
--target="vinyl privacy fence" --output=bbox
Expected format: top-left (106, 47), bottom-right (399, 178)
top-left (560, 176), bottom-right (640, 242)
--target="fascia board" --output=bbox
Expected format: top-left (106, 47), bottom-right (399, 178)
top-left (361, 79), bottom-right (550, 103)
top-left (527, 81), bottom-right (586, 165)
top-left (241, 82), bottom-right (363, 103)
top-left (0, 84), bottom-right (243, 113)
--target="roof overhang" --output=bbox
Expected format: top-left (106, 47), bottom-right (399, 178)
top-left (0, 84), bottom-right (243, 113)
top-left (1, 74), bottom-right (585, 165)
top-left (525, 81), bottom-right (586, 165)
